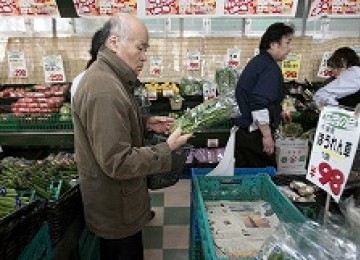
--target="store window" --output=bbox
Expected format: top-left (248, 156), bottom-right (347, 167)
top-left (0, 17), bottom-right (26, 34)
top-left (211, 18), bottom-right (243, 36)
top-left (74, 17), bottom-right (108, 35)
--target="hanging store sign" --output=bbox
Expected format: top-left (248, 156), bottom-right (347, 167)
top-left (0, 0), bottom-right (59, 16)
top-left (149, 56), bottom-right (163, 76)
top-left (309, 0), bottom-right (360, 18)
top-left (42, 55), bottom-right (66, 83)
top-left (186, 49), bottom-right (201, 71)
top-left (73, 0), bottom-right (137, 16)
top-left (226, 48), bottom-right (241, 68)
top-left (7, 50), bottom-right (28, 78)
top-left (317, 51), bottom-right (333, 78)
top-left (306, 106), bottom-right (360, 202)
top-left (145, 0), bottom-right (216, 16)
top-left (224, 0), bottom-right (298, 17)
top-left (281, 53), bottom-right (301, 80)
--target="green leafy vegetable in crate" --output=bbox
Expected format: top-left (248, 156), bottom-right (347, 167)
top-left (171, 95), bottom-right (234, 134)
top-left (0, 187), bottom-right (30, 218)
top-left (278, 123), bottom-right (303, 137)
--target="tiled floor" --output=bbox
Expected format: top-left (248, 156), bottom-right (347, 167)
top-left (144, 179), bottom-right (191, 260)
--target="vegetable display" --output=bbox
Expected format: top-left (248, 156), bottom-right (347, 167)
top-left (171, 95), bottom-right (234, 133)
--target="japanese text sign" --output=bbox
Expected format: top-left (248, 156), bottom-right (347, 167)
top-left (317, 51), bottom-right (333, 78)
top-left (149, 56), bottom-right (163, 76)
top-left (224, 0), bottom-right (298, 17)
top-left (226, 48), bottom-right (241, 68)
top-left (281, 53), bottom-right (301, 80)
top-left (186, 49), bottom-right (201, 71)
top-left (307, 106), bottom-right (360, 202)
top-left (0, 0), bottom-right (59, 16)
top-left (73, 0), bottom-right (137, 16)
top-left (309, 0), bottom-right (360, 18)
top-left (42, 55), bottom-right (66, 83)
top-left (7, 50), bottom-right (28, 78)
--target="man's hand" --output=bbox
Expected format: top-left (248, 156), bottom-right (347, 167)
top-left (147, 116), bottom-right (175, 134)
top-left (167, 128), bottom-right (192, 151)
top-left (262, 135), bottom-right (275, 155)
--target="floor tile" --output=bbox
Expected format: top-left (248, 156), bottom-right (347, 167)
top-left (163, 249), bottom-right (189, 260)
top-left (163, 226), bottom-right (189, 249)
top-left (144, 249), bottom-right (163, 260)
top-left (146, 207), bottom-right (164, 226)
top-left (164, 207), bottom-right (190, 225)
top-left (164, 180), bottom-right (191, 207)
top-left (143, 226), bottom-right (163, 249)
top-left (150, 192), bottom-right (164, 207)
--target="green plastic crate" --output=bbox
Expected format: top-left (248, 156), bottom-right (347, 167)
top-left (49, 179), bottom-right (63, 200)
top-left (193, 174), bottom-right (306, 260)
top-left (18, 222), bottom-right (52, 260)
top-left (0, 113), bottom-right (73, 132)
top-left (17, 189), bottom-right (36, 203)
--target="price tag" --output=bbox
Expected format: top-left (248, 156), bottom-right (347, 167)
top-left (42, 55), bottom-right (66, 83)
top-left (8, 50), bottom-right (28, 78)
top-left (317, 52), bottom-right (333, 79)
top-left (187, 50), bottom-right (201, 71)
top-left (162, 89), bottom-right (174, 97)
top-left (281, 53), bottom-right (301, 80)
top-left (307, 106), bottom-right (360, 202)
top-left (207, 139), bottom-right (219, 148)
top-left (226, 48), bottom-right (241, 68)
top-left (150, 56), bottom-right (162, 76)
top-left (147, 90), bottom-right (158, 101)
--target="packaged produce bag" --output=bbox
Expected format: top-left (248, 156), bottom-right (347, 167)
top-left (207, 126), bottom-right (238, 176)
top-left (171, 94), bottom-right (235, 134)
top-left (275, 137), bottom-right (309, 175)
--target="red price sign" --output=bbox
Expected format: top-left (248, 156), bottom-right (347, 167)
top-left (49, 74), bottom-right (63, 82)
top-left (14, 69), bottom-right (27, 77)
top-left (317, 162), bottom-right (345, 195)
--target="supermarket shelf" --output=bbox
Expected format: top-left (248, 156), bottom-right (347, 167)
top-left (0, 131), bottom-right (74, 149)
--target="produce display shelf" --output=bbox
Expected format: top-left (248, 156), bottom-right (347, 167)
top-left (192, 174), bottom-right (306, 260)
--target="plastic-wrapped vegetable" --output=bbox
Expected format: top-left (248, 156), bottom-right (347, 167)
top-left (171, 95), bottom-right (234, 134)
top-left (215, 67), bottom-right (239, 95)
top-left (178, 77), bottom-right (205, 96)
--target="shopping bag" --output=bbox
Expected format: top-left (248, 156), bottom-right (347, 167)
top-left (207, 126), bottom-right (238, 176)
top-left (147, 144), bottom-right (192, 190)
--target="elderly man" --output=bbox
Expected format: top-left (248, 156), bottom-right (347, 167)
top-left (72, 14), bottom-right (192, 259)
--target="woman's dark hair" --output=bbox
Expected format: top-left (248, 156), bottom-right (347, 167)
top-left (86, 21), bottom-right (111, 69)
top-left (259, 22), bottom-right (294, 51)
top-left (327, 47), bottom-right (360, 69)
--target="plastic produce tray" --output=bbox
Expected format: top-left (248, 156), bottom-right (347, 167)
top-left (0, 200), bottom-right (46, 259)
top-left (192, 174), bottom-right (306, 260)
top-left (0, 113), bottom-right (73, 132)
top-left (46, 185), bottom-right (83, 246)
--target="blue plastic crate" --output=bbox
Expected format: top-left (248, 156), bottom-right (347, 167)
top-left (193, 174), bottom-right (306, 260)
top-left (191, 167), bottom-right (276, 177)
top-left (189, 167), bottom-right (277, 254)
top-left (18, 222), bottom-right (52, 260)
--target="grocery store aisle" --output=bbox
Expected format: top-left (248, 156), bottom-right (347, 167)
top-left (144, 179), bottom-right (191, 260)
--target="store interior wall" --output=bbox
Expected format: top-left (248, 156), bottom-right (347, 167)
top-left (1, 35), bottom-right (360, 84)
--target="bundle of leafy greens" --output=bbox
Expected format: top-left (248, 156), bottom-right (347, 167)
top-left (171, 95), bottom-right (234, 134)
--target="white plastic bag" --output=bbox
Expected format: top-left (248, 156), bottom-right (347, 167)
top-left (207, 126), bottom-right (238, 176)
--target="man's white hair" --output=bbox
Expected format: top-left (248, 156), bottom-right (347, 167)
top-left (109, 15), bottom-right (131, 45)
